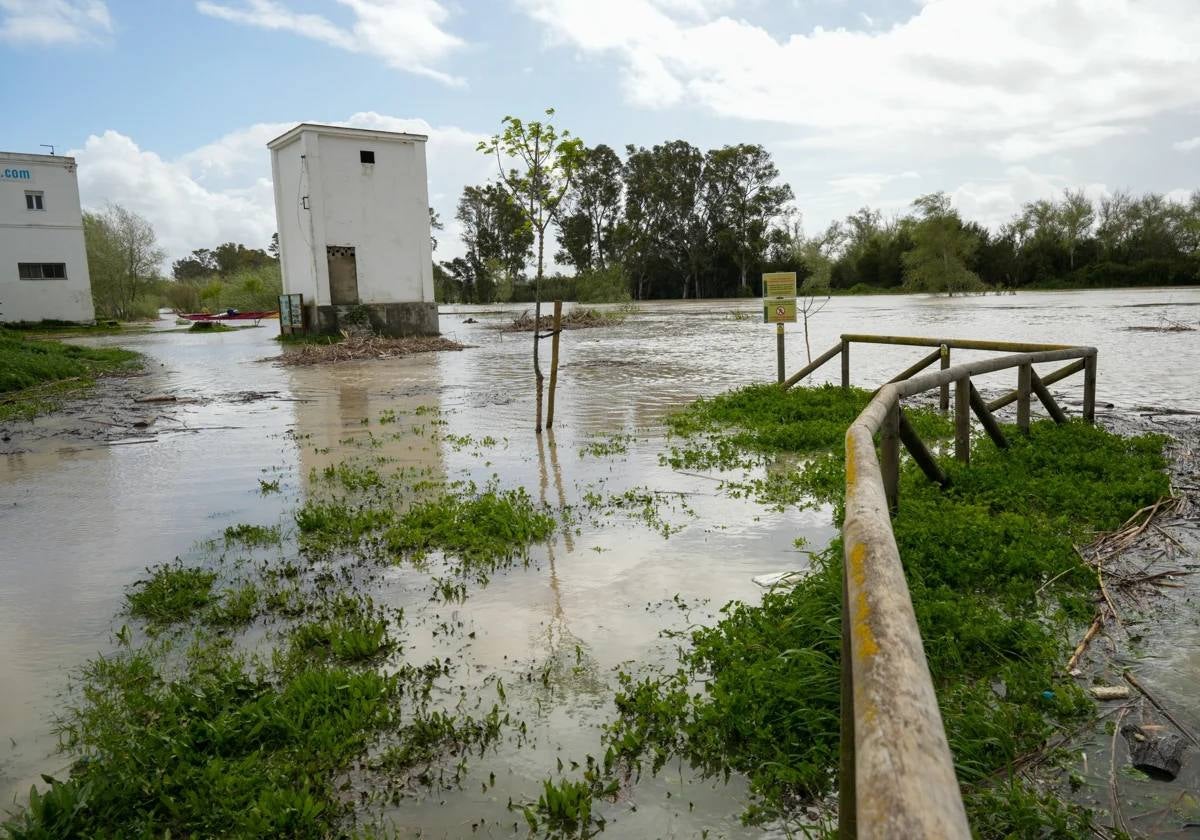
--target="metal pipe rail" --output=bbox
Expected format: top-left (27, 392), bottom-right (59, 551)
top-left (832, 343), bottom-right (1097, 838)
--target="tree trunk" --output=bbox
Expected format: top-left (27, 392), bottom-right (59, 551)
top-left (534, 230), bottom-right (545, 433)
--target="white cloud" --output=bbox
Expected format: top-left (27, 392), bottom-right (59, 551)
top-left (1174, 136), bottom-right (1200, 152)
top-left (518, 0), bottom-right (1200, 161)
top-left (0, 0), bottom-right (111, 44)
top-left (949, 166), bottom-right (1109, 229)
top-left (69, 114), bottom-right (492, 269)
top-left (196, 0), bottom-right (465, 85)
top-left (827, 170), bottom-right (919, 201)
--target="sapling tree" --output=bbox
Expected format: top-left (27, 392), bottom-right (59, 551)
top-left (479, 109), bottom-right (585, 432)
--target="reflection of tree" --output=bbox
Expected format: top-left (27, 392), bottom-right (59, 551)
top-left (534, 431), bottom-right (603, 697)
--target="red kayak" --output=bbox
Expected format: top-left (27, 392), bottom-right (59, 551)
top-left (180, 310), bottom-right (279, 321)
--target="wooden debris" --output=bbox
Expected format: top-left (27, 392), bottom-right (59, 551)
top-left (1121, 723), bottom-right (1187, 780)
top-left (1091, 685), bottom-right (1132, 700)
top-left (276, 335), bottom-right (465, 367)
top-left (501, 308), bottom-right (621, 332)
top-left (1124, 672), bottom-right (1200, 749)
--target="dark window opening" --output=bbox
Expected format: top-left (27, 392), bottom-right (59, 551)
top-left (360, 150), bottom-right (375, 164)
top-left (18, 262), bottom-right (67, 280)
top-left (25, 191), bottom-right (44, 210)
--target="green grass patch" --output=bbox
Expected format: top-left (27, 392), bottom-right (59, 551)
top-left (289, 594), bottom-right (393, 663)
top-left (0, 329), bottom-right (140, 421)
top-left (223, 523), bottom-right (282, 548)
top-left (204, 582), bottom-right (260, 628)
top-left (383, 486), bottom-right (555, 575)
top-left (6, 643), bottom-right (398, 838)
top-left (126, 561), bottom-right (217, 626)
top-left (600, 406), bottom-right (1168, 834)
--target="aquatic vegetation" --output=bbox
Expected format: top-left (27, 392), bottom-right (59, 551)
top-left (594, 417), bottom-right (1168, 832)
top-left (289, 594), bottom-right (393, 663)
top-left (15, 642), bottom-right (400, 838)
top-left (661, 382), bottom-right (948, 511)
top-left (126, 561), bottom-right (217, 626)
top-left (205, 582), bottom-right (260, 628)
top-left (580, 487), bottom-right (696, 538)
top-left (383, 485), bottom-right (555, 576)
top-left (518, 775), bottom-right (617, 838)
top-left (578, 432), bottom-right (634, 459)
top-left (223, 523), bottom-right (282, 547)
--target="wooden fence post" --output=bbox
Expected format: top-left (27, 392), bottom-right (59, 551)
top-left (841, 339), bottom-right (851, 390)
top-left (1017, 364), bottom-right (1032, 434)
top-left (839, 556), bottom-right (857, 840)
top-left (1083, 353), bottom-right (1097, 423)
top-left (955, 376), bottom-right (971, 463)
top-left (546, 301), bottom-right (563, 428)
top-left (881, 400), bottom-right (900, 512)
top-left (939, 345), bottom-right (950, 412)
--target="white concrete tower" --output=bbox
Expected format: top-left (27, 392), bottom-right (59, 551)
top-left (267, 123), bottom-right (437, 336)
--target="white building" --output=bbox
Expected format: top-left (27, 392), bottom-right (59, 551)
top-left (267, 123), bottom-right (437, 336)
top-left (0, 152), bottom-right (95, 323)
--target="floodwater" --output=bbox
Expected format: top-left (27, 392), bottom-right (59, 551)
top-left (1, 287), bottom-right (1198, 834)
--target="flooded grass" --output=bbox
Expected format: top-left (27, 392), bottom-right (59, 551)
top-left (126, 561), bottom-right (218, 626)
top-left (3, 366), bottom-right (1177, 838)
top-left (586, 412), bottom-right (1170, 834)
top-left (3, 461), bottom-right (555, 837)
top-left (0, 328), bottom-right (140, 421)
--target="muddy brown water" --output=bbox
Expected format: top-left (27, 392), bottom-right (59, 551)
top-left (1, 288), bottom-right (1198, 835)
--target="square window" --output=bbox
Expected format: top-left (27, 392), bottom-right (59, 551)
top-left (25, 191), bottom-right (44, 210)
top-left (360, 150), bottom-right (375, 164)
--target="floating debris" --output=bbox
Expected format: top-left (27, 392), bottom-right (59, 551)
top-left (500, 308), bottom-right (623, 332)
top-left (275, 335), bottom-right (466, 366)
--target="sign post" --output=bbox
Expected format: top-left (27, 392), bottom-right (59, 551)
top-left (762, 272), bottom-right (797, 383)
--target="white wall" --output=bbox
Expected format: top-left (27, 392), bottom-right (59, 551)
top-left (0, 154), bottom-right (95, 322)
top-left (270, 139), bottom-right (321, 305)
top-left (270, 127), bottom-right (433, 309)
top-left (314, 133), bottom-right (433, 305)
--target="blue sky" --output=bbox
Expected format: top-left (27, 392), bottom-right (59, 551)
top-left (3, 0), bottom-right (1199, 264)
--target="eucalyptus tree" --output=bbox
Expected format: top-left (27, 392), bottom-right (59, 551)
top-left (1058, 188), bottom-right (1095, 271)
top-left (704, 144), bottom-right (794, 293)
top-left (555, 144), bottom-right (623, 271)
top-left (901, 192), bottom-right (981, 294)
top-left (455, 184), bottom-right (532, 301)
top-left (478, 109), bottom-right (585, 431)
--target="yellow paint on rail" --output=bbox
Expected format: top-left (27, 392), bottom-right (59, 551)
top-left (845, 431), bottom-right (857, 488)
top-left (849, 542), bottom-right (879, 659)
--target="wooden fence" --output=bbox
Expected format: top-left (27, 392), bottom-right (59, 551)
top-left (783, 335), bottom-right (1098, 838)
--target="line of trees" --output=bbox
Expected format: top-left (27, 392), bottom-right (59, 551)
top-left (785, 188), bottom-right (1200, 294)
top-left (82, 202), bottom-right (280, 319)
top-left (437, 140), bottom-right (794, 303)
top-left (440, 137), bottom-right (1200, 301)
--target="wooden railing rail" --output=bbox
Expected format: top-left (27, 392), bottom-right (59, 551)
top-left (780, 336), bottom-right (1098, 838)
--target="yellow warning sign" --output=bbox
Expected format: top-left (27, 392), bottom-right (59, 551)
top-left (762, 271), bottom-right (797, 323)
top-left (762, 271), bottom-right (797, 299)
top-left (763, 298), bottom-right (797, 324)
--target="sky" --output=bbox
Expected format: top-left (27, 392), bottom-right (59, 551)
top-left (2, 0), bottom-right (1199, 267)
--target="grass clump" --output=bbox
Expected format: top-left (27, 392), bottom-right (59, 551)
top-left (10, 643), bottom-right (398, 838)
top-left (290, 594), bottom-right (393, 663)
top-left (0, 329), bottom-right (140, 421)
top-left (205, 582), bottom-right (260, 628)
top-left (383, 485), bottom-right (555, 575)
top-left (664, 383), bottom-right (952, 474)
top-left (600, 413), bottom-right (1168, 833)
top-left (126, 561), bottom-right (217, 626)
top-left (223, 523), bottom-right (281, 547)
